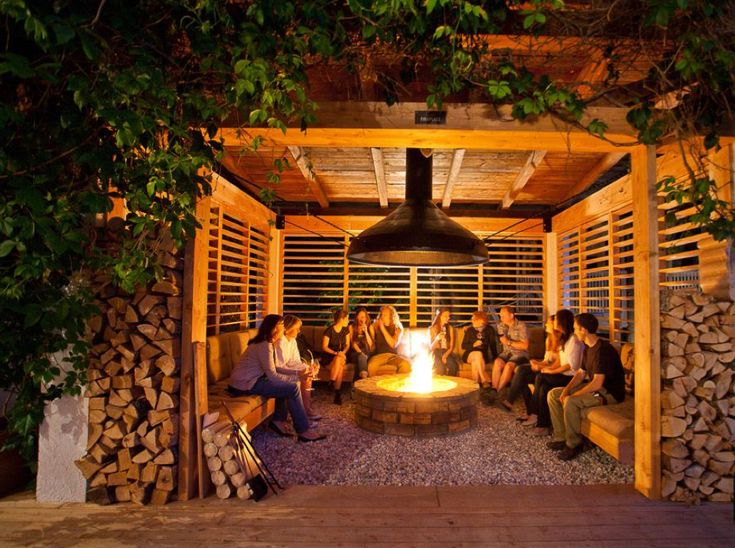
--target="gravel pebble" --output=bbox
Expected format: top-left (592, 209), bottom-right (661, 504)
top-left (250, 387), bottom-right (634, 487)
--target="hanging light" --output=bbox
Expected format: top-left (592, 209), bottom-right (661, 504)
top-left (347, 148), bottom-right (489, 266)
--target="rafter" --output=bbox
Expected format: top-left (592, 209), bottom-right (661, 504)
top-left (501, 150), bottom-right (547, 209)
top-left (369, 147), bottom-right (388, 208)
top-left (442, 149), bottom-right (465, 209)
top-left (562, 152), bottom-right (627, 200)
top-left (287, 146), bottom-right (330, 208)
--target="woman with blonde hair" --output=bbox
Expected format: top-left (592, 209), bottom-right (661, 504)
top-left (320, 309), bottom-right (350, 404)
top-left (429, 307), bottom-right (459, 376)
top-left (276, 315), bottom-right (321, 422)
top-left (367, 305), bottom-right (411, 377)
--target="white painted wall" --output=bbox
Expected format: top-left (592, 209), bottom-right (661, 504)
top-left (36, 350), bottom-right (88, 502)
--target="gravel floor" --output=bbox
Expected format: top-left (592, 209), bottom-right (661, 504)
top-left (250, 386), bottom-right (635, 487)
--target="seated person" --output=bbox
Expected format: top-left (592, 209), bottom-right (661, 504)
top-left (461, 310), bottom-right (498, 390)
top-left (495, 314), bottom-right (558, 411)
top-left (348, 306), bottom-right (373, 380)
top-left (489, 306), bottom-right (529, 400)
top-left (526, 309), bottom-right (584, 436)
top-left (367, 305), bottom-right (411, 376)
top-left (429, 308), bottom-right (459, 376)
top-left (320, 309), bottom-right (351, 405)
top-left (547, 313), bottom-right (626, 460)
top-left (276, 315), bottom-right (321, 422)
top-left (228, 314), bottom-right (326, 442)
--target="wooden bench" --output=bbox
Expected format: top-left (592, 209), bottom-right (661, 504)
top-left (205, 330), bottom-right (275, 430)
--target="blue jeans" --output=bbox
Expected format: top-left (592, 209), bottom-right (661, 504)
top-left (241, 376), bottom-right (310, 434)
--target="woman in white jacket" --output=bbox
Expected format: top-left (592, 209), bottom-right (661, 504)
top-left (276, 315), bottom-right (321, 422)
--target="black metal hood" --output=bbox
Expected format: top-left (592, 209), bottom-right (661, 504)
top-left (346, 149), bottom-right (489, 266)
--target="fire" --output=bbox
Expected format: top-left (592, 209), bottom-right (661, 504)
top-left (402, 350), bottom-right (434, 393)
top-left (374, 332), bottom-right (457, 394)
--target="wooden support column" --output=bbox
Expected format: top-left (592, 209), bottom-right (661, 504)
top-left (268, 228), bottom-right (283, 314)
top-left (543, 232), bottom-right (558, 317)
top-left (630, 145), bottom-right (661, 499)
top-left (177, 195), bottom-right (211, 501)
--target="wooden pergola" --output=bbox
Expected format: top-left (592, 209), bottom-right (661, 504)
top-left (175, 37), bottom-right (734, 503)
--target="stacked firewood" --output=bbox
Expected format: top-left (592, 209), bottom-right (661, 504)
top-left (202, 422), bottom-right (258, 500)
top-left (660, 291), bottom-right (735, 503)
top-left (74, 232), bottom-right (183, 505)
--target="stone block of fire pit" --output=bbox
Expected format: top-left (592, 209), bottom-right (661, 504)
top-left (353, 374), bottom-right (479, 437)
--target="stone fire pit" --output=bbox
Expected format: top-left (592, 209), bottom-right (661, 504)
top-left (353, 374), bottom-right (480, 436)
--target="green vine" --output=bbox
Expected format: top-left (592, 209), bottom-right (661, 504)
top-left (1, 0), bottom-right (734, 466)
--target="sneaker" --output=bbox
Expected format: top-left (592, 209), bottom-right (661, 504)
top-left (307, 411), bottom-right (323, 421)
top-left (557, 444), bottom-right (583, 461)
top-left (546, 440), bottom-right (566, 451)
top-left (521, 417), bottom-right (538, 427)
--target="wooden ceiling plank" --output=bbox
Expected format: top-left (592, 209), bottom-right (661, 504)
top-left (287, 145), bottom-right (330, 208)
top-left (562, 152), bottom-right (627, 200)
top-left (370, 147), bottom-right (389, 208)
top-left (501, 150), bottom-right (547, 209)
top-left (442, 149), bottom-right (466, 208)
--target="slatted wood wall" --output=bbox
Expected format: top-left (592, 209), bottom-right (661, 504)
top-left (557, 205), bottom-right (634, 343)
top-left (206, 203), bottom-right (270, 336)
top-left (657, 172), bottom-right (705, 290)
top-left (281, 233), bottom-right (544, 327)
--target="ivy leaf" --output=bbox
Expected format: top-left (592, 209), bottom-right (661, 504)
top-left (0, 240), bottom-right (16, 257)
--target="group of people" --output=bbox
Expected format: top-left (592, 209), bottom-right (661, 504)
top-left (476, 308), bottom-right (626, 461)
top-left (226, 304), bottom-right (626, 458)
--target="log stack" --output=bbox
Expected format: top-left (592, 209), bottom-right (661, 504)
top-left (75, 231), bottom-right (183, 505)
top-left (660, 291), bottom-right (735, 503)
top-left (202, 422), bottom-right (260, 500)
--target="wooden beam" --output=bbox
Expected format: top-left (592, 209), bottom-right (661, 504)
top-left (630, 144), bottom-right (661, 500)
top-left (219, 102), bottom-right (638, 153)
top-left (370, 147), bottom-right (388, 208)
top-left (287, 146), bottom-right (330, 208)
top-left (442, 149), bottom-right (465, 208)
top-left (502, 150), bottom-right (547, 208)
top-left (283, 215), bottom-right (546, 236)
top-left (562, 152), bottom-right (627, 200)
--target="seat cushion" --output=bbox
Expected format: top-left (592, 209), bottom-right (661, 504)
top-left (582, 398), bottom-right (635, 439)
top-left (207, 379), bottom-right (268, 416)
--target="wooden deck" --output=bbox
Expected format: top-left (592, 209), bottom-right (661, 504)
top-left (0, 485), bottom-right (733, 547)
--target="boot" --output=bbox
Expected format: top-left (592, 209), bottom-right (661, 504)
top-left (333, 389), bottom-right (342, 405)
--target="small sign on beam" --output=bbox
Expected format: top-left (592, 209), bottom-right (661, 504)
top-left (415, 111), bottom-right (447, 125)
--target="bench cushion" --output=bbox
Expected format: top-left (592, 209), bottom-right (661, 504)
top-left (207, 379), bottom-right (268, 416)
top-left (582, 398), bottom-right (635, 439)
top-left (206, 329), bottom-right (257, 384)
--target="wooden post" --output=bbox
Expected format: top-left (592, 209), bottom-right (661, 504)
top-left (177, 195), bottom-right (211, 501)
top-left (268, 228), bottom-right (283, 314)
top-left (630, 145), bottom-right (661, 499)
top-left (543, 232), bottom-right (558, 317)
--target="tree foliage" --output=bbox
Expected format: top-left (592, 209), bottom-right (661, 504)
top-left (1, 0), bottom-right (733, 464)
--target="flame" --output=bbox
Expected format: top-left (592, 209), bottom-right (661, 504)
top-left (402, 350), bottom-right (434, 394)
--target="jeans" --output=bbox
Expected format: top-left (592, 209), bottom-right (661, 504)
top-left (349, 351), bottom-right (369, 379)
top-left (231, 376), bottom-right (310, 434)
top-left (506, 363), bottom-right (536, 410)
top-left (530, 373), bottom-right (571, 428)
top-left (433, 349), bottom-right (459, 376)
